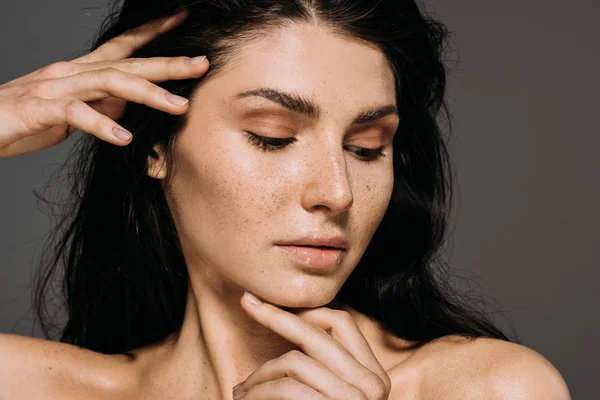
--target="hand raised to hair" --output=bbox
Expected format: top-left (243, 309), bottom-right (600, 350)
top-left (232, 292), bottom-right (392, 400)
top-left (0, 9), bottom-right (209, 157)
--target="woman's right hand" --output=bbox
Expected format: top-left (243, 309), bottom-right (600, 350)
top-left (0, 9), bottom-right (208, 158)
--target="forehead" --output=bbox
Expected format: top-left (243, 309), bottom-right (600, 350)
top-left (199, 23), bottom-right (397, 113)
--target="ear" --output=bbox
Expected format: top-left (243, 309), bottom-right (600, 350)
top-left (147, 143), bottom-right (168, 180)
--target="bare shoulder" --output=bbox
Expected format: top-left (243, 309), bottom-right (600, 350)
top-left (0, 333), bottom-right (137, 400)
top-left (386, 335), bottom-right (571, 400)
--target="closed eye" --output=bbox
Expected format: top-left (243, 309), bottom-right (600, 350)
top-left (242, 131), bottom-right (386, 163)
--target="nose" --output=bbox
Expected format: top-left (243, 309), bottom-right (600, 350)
top-left (300, 134), bottom-right (354, 216)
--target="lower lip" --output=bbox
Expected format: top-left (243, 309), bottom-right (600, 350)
top-left (276, 245), bottom-right (344, 269)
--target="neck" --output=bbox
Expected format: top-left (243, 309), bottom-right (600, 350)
top-left (131, 273), bottom-right (405, 399)
top-left (174, 280), bottom-right (303, 398)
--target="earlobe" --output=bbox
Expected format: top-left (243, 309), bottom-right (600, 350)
top-left (147, 143), bottom-right (168, 180)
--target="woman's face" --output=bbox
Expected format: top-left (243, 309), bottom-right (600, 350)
top-left (150, 22), bottom-right (399, 308)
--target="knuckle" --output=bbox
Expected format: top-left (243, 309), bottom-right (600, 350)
top-left (369, 386), bottom-right (387, 399)
top-left (260, 356), bottom-right (278, 370)
top-left (165, 57), bottom-right (179, 72)
top-left (167, 56), bottom-right (179, 67)
top-left (39, 61), bottom-right (72, 79)
top-left (150, 81), bottom-right (166, 95)
top-left (333, 309), bottom-right (354, 324)
top-left (166, 57), bottom-right (185, 79)
top-left (63, 99), bottom-right (81, 119)
top-left (173, 56), bottom-right (190, 67)
top-left (144, 83), bottom-right (165, 103)
top-left (100, 66), bottom-right (122, 78)
top-left (276, 376), bottom-right (296, 389)
top-left (98, 67), bottom-right (129, 91)
top-left (364, 374), bottom-right (388, 399)
top-left (283, 349), bottom-right (304, 362)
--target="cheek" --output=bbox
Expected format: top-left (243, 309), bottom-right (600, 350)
top-left (353, 167), bottom-right (394, 238)
top-left (169, 127), bottom-right (285, 233)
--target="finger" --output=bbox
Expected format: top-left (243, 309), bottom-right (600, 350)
top-left (292, 307), bottom-right (389, 380)
top-left (240, 377), bottom-right (329, 400)
top-left (67, 96), bottom-right (127, 135)
top-left (73, 9), bottom-right (189, 64)
top-left (240, 293), bottom-right (383, 392)
top-left (32, 68), bottom-right (192, 115)
top-left (53, 55), bottom-right (208, 84)
top-left (233, 350), bottom-right (364, 400)
top-left (18, 97), bottom-right (133, 146)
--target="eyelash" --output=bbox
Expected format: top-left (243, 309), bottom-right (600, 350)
top-left (242, 131), bottom-right (386, 163)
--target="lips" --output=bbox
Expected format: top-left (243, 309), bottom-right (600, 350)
top-left (276, 245), bottom-right (344, 269)
top-left (275, 235), bottom-right (348, 250)
top-left (296, 245), bottom-right (337, 249)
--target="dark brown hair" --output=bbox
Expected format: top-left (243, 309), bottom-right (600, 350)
top-left (34, 0), bottom-right (515, 353)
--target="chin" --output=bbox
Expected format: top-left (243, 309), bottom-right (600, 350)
top-left (262, 286), bottom-right (339, 309)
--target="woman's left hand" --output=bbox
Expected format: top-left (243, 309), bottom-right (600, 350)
top-left (232, 292), bottom-right (392, 400)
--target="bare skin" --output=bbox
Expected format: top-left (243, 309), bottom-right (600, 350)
top-left (0, 10), bottom-right (570, 400)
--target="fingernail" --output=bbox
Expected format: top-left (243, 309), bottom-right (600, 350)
top-left (112, 128), bottom-right (131, 141)
top-left (232, 382), bottom-right (244, 391)
top-left (243, 292), bottom-right (262, 306)
top-left (186, 56), bottom-right (206, 65)
top-left (166, 93), bottom-right (189, 106)
top-left (233, 391), bottom-right (247, 400)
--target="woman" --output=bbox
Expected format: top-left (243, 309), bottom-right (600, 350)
top-left (0, 0), bottom-right (570, 399)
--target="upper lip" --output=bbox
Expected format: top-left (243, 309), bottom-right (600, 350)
top-left (276, 234), bottom-right (348, 250)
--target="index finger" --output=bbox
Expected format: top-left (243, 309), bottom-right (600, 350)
top-left (240, 293), bottom-right (385, 385)
top-left (72, 9), bottom-right (189, 64)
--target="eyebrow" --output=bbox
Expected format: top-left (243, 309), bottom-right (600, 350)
top-left (234, 87), bottom-right (399, 125)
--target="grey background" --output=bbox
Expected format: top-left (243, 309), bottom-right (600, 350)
top-left (0, 0), bottom-right (597, 398)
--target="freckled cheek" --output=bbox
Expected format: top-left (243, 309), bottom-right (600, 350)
top-left (232, 164), bottom-right (294, 220)
top-left (356, 172), bottom-right (394, 230)
top-left (198, 149), bottom-right (290, 226)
